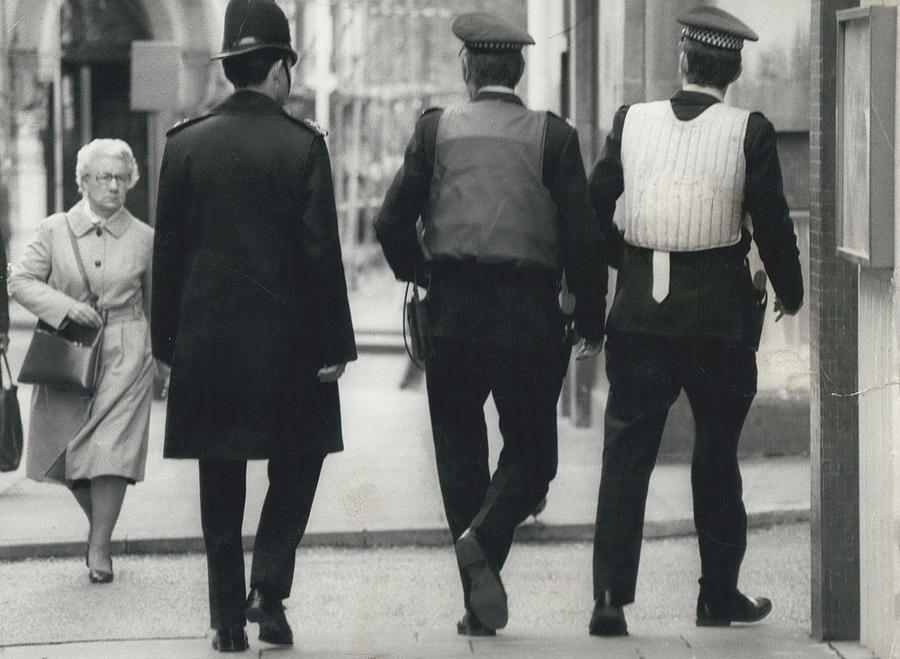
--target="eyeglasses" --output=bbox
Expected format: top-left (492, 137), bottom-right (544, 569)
top-left (92, 173), bottom-right (130, 186)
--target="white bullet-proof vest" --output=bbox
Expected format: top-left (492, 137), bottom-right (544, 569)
top-left (620, 100), bottom-right (750, 252)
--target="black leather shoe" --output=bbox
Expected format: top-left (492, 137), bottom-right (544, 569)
top-left (456, 611), bottom-right (496, 637)
top-left (589, 593), bottom-right (628, 636)
top-left (696, 589), bottom-right (772, 627)
top-left (455, 530), bottom-right (508, 630)
top-left (245, 587), bottom-right (293, 645)
top-left (212, 624), bottom-right (248, 652)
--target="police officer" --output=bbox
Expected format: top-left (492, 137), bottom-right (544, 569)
top-left (152, 0), bottom-right (356, 652)
top-left (375, 12), bottom-right (607, 636)
top-left (587, 6), bottom-right (804, 636)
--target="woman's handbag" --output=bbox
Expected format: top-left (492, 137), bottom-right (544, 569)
top-left (0, 351), bottom-right (24, 472)
top-left (18, 219), bottom-right (105, 394)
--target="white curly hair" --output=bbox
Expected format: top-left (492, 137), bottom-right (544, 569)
top-left (75, 138), bottom-right (140, 194)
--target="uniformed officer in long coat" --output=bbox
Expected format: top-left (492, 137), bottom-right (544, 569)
top-left (587, 6), bottom-right (804, 637)
top-left (375, 12), bottom-right (607, 636)
top-left (151, 0), bottom-right (356, 651)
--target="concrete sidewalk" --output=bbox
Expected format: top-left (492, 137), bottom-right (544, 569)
top-left (0, 382), bottom-right (809, 560)
top-left (0, 271), bottom-right (865, 659)
top-left (0, 267), bottom-right (810, 559)
top-left (0, 527), bottom-right (866, 658)
top-left (0, 628), bottom-right (858, 658)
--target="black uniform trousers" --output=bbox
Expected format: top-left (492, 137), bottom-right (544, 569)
top-left (593, 331), bottom-right (757, 606)
top-left (425, 336), bottom-right (563, 608)
top-left (198, 451), bottom-right (325, 629)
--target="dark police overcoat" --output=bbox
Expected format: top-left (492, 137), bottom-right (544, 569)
top-left (152, 90), bottom-right (357, 460)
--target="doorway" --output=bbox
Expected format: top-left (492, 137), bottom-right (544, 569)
top-left (45, 0), bottom-right (152, 222)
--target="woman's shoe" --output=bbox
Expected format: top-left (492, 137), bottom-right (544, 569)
top-left (88, 568), bottom-right (114, 584)
top-left (87, 557), bottom-right (113, 584)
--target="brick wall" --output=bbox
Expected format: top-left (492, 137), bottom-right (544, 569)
top-left (808, 0), bottom-right (860, 641)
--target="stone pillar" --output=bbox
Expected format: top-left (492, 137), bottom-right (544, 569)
top-left (569, 0), bottom-right (599, 427)
top-left (571, 0), bottom-right (598, 159)
top-left (809, 0), bottom-right (860, 641)
top-left (643, 0), bottom-right (693, 102)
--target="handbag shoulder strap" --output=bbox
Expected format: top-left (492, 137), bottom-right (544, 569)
top-left (64, 216), bottom-right (98, 308)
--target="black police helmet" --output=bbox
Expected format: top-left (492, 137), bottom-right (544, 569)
top-left (211, 0), bottom-right (298, 65)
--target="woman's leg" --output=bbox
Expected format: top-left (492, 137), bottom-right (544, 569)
top-left (71, 483), bottom-right (93, 566)
top-left (70, 484), bottom-right (93, 523)
top-left (87, 476), bottom-right (128, 572)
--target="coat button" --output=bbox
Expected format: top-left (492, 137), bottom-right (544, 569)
top-left (94, 260), bottom-right (101, 267)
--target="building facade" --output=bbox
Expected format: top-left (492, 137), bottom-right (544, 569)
top-left (0, 0), bottom-right (522, 272)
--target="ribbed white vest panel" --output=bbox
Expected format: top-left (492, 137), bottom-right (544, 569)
top-left (620, 101), bottom-right (750, 251)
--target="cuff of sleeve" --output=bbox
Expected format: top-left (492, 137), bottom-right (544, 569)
top-left (44, 304), bottom-right (74, 331)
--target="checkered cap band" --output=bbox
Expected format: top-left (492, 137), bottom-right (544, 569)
top-left (465, 41), bottom-right (525, 51)
top-left (682, 26), bottom-right (743, 50)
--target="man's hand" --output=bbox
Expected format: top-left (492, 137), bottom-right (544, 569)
top-left (574, 338), bottom-right (603, 360)
top-left (317, 362), bottom-right (347, 382)
top-left (773, 297), bottom-right (803, 322)
top-left (0, 332), bottom-right (8, 353)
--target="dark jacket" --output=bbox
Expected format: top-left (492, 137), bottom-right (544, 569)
top-left (374, 91), bottom-right (607, 353)
top-left (588, 90), bottom-right (804, 347)
top-left (152, 90), bottom-right (357, 459)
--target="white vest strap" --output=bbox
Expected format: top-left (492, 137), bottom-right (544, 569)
top-left (651, 250), bottom-right (670, 303)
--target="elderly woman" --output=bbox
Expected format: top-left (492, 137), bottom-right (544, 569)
top-left (9, 138), bottom-right (157, 584)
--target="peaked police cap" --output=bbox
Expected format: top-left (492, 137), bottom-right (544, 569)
top-left (677, 6), bottom-right (758, 51)
top-left (452, 12), bottom-right (534, 52)
top-left (211, 0), bottom-right (298, 64)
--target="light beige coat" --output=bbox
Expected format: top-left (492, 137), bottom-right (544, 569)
top-left (9, 200), bottom-right (155, 485)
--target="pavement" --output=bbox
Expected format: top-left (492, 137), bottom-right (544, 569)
top-left (0, 268), bottom-right (872, 658)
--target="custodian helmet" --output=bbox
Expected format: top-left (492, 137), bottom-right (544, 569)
top-left (211, 0), bottom-right (298, 65)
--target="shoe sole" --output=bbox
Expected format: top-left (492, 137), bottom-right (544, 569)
top-left (456, 624), bottom-right (497, 637)
top-left (211, 640), bottom-right (248, 652)
top-left (588, 612), bottom-right (628, 636)
top-left (696, 600), bottom-right (773, 627)
top-left (258, 627), bottom-right (292, 645)
top-left (589, 628), bottom-right (628, 637)
top-left (245, 605), bottom-right (293, 645)
top-left (211, 632), bottom-right (248, 652)
top-left (455, 535), bottom-right (508, 630)
top-left (589, 623), bottom-right (628, 636)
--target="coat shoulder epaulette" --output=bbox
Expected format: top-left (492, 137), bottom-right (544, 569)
top-left (281, 111), bottom-right (328, 137)
top-left (166, 113), bottom-right (214, 137)
top-left (545, 110), bottom-right (576, 130)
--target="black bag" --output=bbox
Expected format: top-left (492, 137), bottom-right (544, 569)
top-left (747, 269), bottom-right (768, 351)
top-left (0, 352), bottom-right (24, 472)
top-left (404, 282), bottom-right (434, 368)
top-left (18, 318), bottom-right (104, 392)
top-left (18, 217), bottom-right (105, 393)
